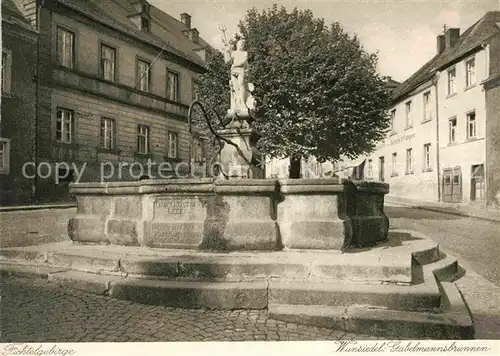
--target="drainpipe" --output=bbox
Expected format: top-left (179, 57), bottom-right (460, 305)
top-left (32, 4), bottom-right (41, 203)
top-left (188, 107), bottom-right (193, 177)
top-left (481, 42), bottom-right (489, 206)
top-left (434, 74), bottom-right (441, 202)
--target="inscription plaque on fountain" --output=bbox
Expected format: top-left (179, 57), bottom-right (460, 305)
top-left (153, 196), bottom-right (206, 221)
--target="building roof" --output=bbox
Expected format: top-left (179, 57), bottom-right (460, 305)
top-left (393, 11), bottom-right (500, 102)
top-left (57, 0), bottom-right (209, 70)
top-left (148, 5), bottom-right (212, 51)
top-left (1, 0), bottom-right (37, 33)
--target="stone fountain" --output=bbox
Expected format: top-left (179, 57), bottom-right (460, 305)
top-left (67, 35), bottom-right (390, 253)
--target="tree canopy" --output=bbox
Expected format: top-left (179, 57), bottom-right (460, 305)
top-left (196, 5), bottom-right (391, 175)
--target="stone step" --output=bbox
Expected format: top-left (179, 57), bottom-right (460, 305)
top-left (426, 254), bottom-right (459, 281)
top-left (268, 303), bottom-right (473, 340)
top-left (45, 269), bottom-right (268, 309)
top-left (0, 261), bottom-right (69, 279)
top-left (109, 277), bottom-right (269, 310)
top-left (1, 242), bottom-right (439, 284)
top-left (0, 229), bottom-right (441, 284)
top-left (268, 280), bottom-right (441, 311)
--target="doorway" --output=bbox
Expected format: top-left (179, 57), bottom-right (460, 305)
top-left (471, 164), bottom-right (485, 202)
top-left (442, 167), bottom-right (462, 203)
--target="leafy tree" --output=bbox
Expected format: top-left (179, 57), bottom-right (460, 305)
top-left (197, 5), bottom-right (391, 178)
top-left (195, 50), bottom-right (231, 125)
top-left (190, 51), bottom-right (230, 164)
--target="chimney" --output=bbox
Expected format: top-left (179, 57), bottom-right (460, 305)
top-left (444, 28), bottom-right (460, 49)
top-left (437, 35), bottom-right (446, 54)
top-left (181, 13), bottom-right (191, 29)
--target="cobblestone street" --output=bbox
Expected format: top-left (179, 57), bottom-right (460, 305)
top-left (0, 277), bottom-right (379, 342)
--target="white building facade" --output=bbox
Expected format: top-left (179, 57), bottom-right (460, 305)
top-left (437, 48), bottom-right (488, 203)
top-left (356, 80), bottom-right (440, 202)
top-left (337, 12), bottom-right (500, 206)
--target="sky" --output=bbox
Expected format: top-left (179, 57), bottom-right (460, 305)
top-left (149, 0), bottom-right (500, 82)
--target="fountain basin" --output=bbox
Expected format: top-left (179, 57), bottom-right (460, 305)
top-left (68, 178), bottom-right (389, 251)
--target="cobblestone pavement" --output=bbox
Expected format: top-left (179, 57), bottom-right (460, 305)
top-left (0, 277), bottom-right (382, 342)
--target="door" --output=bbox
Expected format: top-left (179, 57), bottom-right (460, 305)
top-left (471, 164), bottom-right (485, 202)
top-left (442, 169), bottom-right (453, 203)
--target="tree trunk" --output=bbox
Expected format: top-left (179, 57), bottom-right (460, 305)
top-left (289, 155), bottom-right (301, 179)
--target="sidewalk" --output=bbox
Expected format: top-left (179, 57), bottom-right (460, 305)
top-left (385, 195), bottom-right (500, 223)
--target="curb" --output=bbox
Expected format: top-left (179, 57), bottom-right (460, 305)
top-left (0, 203), bottom-right (77, 212)
top-left (385, 198), bottom-right (500, 223)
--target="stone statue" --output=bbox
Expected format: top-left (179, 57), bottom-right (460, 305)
top-left (222, 33), bottom-right (255, 115)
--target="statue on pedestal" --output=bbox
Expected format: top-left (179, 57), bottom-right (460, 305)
top-left (221, 30), bottom-right (256, 117)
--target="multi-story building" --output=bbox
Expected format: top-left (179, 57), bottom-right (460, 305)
top-left (3, 0), bottom-right (211, 204)
top-left (338, 11), bottom-right (500, 207)
top-left (1, 0), bottom-right (38, 204)
top-left (265, 77), bottom-right (400, 180)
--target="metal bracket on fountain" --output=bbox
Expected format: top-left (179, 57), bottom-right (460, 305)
top-left (187, 31), bottom-right (263, 179)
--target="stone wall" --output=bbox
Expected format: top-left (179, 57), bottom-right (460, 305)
top-left (485, 81), bottom-right (500, 206)
top-left (485, 33), bottom-right (500, 207)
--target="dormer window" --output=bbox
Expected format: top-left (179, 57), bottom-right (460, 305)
top-left (189, 29), bottom-right (199, 43)
top-left (129, 1), bottom-right (151, 32)
top-left (183, 28), bottom-right (200, 44)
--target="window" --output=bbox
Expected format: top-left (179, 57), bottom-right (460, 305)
top-left (100, 44), bottom-right (116, 82)
top-left (391, 153), bottom-right (397, 176)
top-left (1, 50), bottom-right (12, 94)
top-left (423, 144), bottom-right (432, 171)
top-left (166, 70), bottom-right (179, 101)
top-left (137, 59), bottom-right (150, 92)
top-left (466, 111), bottom-right (476, 139)
top-left (405, 101), bottom-right (412, 128)
top-left (378, 156), bottom-right (385, 182)
top-left (465, 57), bottom-right (476, 88)
top-left (192, 137), bottom-right (203, 163)
top-left (406, 148), bottom-right (413, 174)
top-left (56, 108), bottom-right (74, 143)
top-left (423, 91), bottom-right (432, 121)
top-left (100, 118), bottom-right (115, 150)
top-left (57, 27), bottom-right (75, 68)
top-left (447, 67), bottom-right (456, 96)
top-left (137, 125), bottom-right (150, 154)
top-left (449, 117), bottom-right (457, 143)
top-left (367, 159), bottom-right (373, 178)
top-left (168, 132), bottom-right (178, 159)
top-left (390, 109), bottom-right (396, 132)
top-left (58, 167), bottom-right (74, 183)
top-left (0, 138), bottom-right (11, 175)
